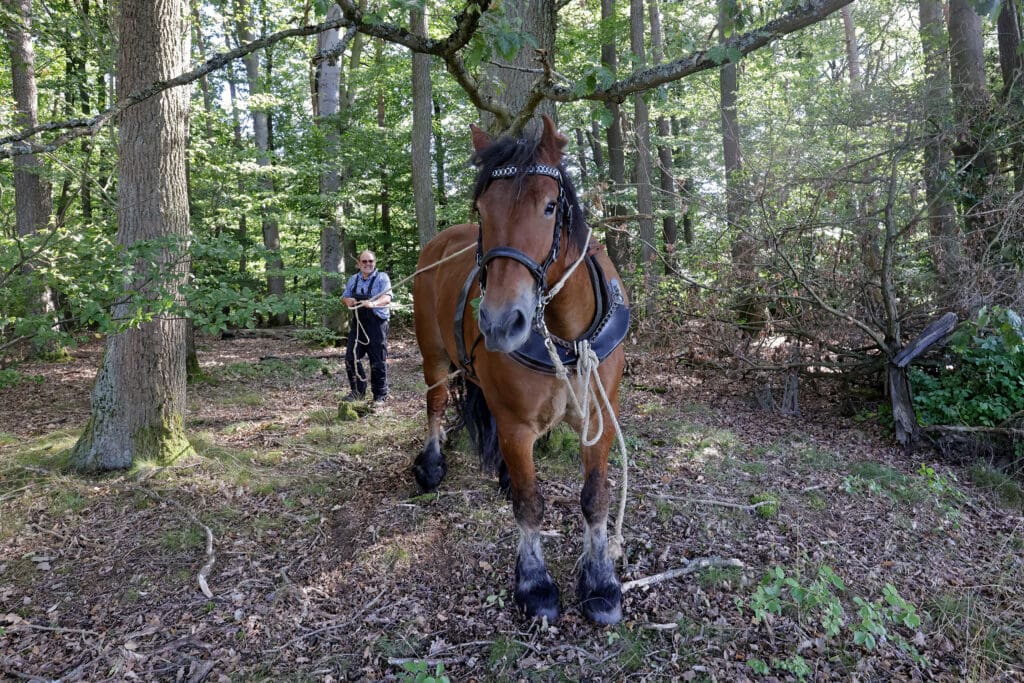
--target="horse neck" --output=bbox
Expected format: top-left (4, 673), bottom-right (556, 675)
top-left (542, 251), bottom-right (596, 340)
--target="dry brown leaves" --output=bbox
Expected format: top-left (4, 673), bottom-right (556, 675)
top-left (1, 328), bottom-right (1022, 681)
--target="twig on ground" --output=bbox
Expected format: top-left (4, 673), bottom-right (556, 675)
top-left (132, 485), bottom-right (216, 598)
top-left (0, 485), bottom-right (32, 502)
top-left (6, 621), bottom-right (102, 637)
top-left (272, 589), bottom-right (385, 651)
top-left (657, 493), bottom-right (775, 513)
top-left (622, 557), bottom-right (745, 592)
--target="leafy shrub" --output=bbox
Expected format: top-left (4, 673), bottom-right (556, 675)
top-left (910, 307), bottom-right (1024, 427)
top-left (745, 565), bottom-right (927, 678)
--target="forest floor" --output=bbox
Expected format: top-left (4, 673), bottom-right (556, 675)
top-left (1, 325), bottom-right (1023, 682)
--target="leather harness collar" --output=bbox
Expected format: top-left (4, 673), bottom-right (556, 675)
top-left (454, 248), bottom-right (630, 377)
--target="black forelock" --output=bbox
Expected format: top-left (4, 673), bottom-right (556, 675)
top-left (470, 128), bottom-right (590, 260)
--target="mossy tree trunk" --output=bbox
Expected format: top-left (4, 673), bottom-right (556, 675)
top-left (70, 0), bottom-right (193, 471)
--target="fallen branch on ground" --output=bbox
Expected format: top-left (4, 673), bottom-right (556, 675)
top-left (622, 557), bottom-right (745, 592)
top-left (132, 486), bottom-right (216, 598)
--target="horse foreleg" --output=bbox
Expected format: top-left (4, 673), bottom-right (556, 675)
top-left (413, 376), bottom-right (449, 492)
top-left (577, 429), bottom-right (622, 625)
top-left (501, 426), bottom-right (560, 622)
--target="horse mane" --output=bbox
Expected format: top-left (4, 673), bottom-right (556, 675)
top-left (471, 131), bottom-right (590, 260)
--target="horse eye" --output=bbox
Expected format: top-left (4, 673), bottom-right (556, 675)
top-left (544, 201), bottom-right (557, 216)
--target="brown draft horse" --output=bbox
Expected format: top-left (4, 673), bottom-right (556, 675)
top-left (412, 116), bottom-right (630, 625)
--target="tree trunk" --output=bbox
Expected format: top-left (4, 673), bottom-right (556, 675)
top-left (376, 70), bottom-right (392, 254)
top-left (672, 116), bottom-right (695, 247)
top-left (316, 4), bottom-right (347, 334)
top-left (997, 0), bottom-right (1024, 192)
top-left (479, 0), bottom-right (556, 136)
top-left (602, 0), bottom-right (631, 273)
top-left (840, 4), bottom-right (862, 94)
top-left (236, 0), bottom-right (288, 325)
top-left (411, 6), bottom-right (437, 248)
top-left (918, 0), bottom-right (962, 311)
top-left (631, 0), bottom-right (657, 317)
top-left (71, 0), bottom-right (194, 470)
top-left (433, 99), bottom-right (448, 216)
top-left (947, 0), bottom-right (1000, 240)
top-left (4, 0), bottom-right (61, 357)
top-left (720, 0), bottom-right (756, 325)
top-left (649, 0), bottom-right (678, 274)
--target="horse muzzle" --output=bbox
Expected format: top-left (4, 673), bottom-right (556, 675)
top-left (478, 294), bottom-right (535, 353)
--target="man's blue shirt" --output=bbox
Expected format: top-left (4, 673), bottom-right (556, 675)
top-left (342, 270), bottom-right (391, 320)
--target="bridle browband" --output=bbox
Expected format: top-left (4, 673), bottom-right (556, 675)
top-left (475, 163), bottom-right (571, 297)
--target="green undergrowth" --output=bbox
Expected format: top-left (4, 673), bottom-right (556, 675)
top-left (744, 564), bottom-right (927, 679)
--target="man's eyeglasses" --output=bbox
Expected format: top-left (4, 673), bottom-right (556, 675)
top-left (361, 260), bottom-right (375, 264)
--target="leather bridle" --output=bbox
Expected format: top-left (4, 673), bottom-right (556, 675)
top-left (475, 163), bottom-right (571, 297)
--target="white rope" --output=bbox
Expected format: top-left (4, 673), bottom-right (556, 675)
top-left (539, 225), bottom-right (592, 307)
top-left (345, 242), bottom-right (477, 386)
top-left (542, 335), bottom-right (629, 564)
top-left (370, 236), bottom-right (629, 562)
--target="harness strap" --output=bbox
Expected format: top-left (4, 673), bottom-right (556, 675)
top-left (454, 265), bottom-right (482, 378)
top-left (451, 253), bottom-right (630, 377)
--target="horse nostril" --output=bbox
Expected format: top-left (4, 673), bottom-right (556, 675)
top-left (505, 308), bottom-right (528, 337)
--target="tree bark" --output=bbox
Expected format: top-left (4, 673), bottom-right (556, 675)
top-left (918, 0), bottom-right (961, 311)
top-left (236, 0), bottom-right (288, 325)
top-left (947, 0), bottom-right (1000, 240)
top-left (411, 6), bottom-right (438, 248)
top-left (649, 0), bottom-right (678, 273)
top-left (4, 0), bottom-right (61, 357)
top-left (71, 0), bottom-right (194, 470)
top-left (316, 4), bottom-right (348, 333)
top-left (479, 0), bottom-right (556, 136)
top-left (997, 0), bottom-right (1023, 192)
top-left (603, 0), bottom-right (631, 273)
top-left (720, 0), bottom-right (756, 325)
top-left (631, 0), bottom-right (657, 317)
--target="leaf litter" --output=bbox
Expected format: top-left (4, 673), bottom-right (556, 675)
top-left (0, 327), bottom-right (1021, 681)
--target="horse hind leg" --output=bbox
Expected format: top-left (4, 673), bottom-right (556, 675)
top-left (576, 451), bottom-right (622, 625)
top-left (413, 370), bottom-right (449, 492)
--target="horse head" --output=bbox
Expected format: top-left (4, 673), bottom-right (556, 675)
top-left (470, 115), bottom-right (574, 354)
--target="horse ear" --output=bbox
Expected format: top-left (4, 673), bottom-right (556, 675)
top-left (470, 124), bottom-right (492, 152)
top-left (538, 115), bottom-right (567, 165)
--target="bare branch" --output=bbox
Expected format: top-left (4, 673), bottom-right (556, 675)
top-left (622, 557), bottom-right (745, 592)
top-left (544, 0), bottom-right (856, 102)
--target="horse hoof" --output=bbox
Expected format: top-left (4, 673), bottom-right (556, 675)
top-left (514, 580), bottom-right (561, 622)
top-left (413, 442), bottom-right (447, 492)
top-left (578, 575), bottom-right (622, 625)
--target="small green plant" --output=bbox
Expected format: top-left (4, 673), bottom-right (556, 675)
top-left (910, 306), bottom-right (1024, 428)
top-left (485, 589), bottom-right (507, 609)
top-left (399, 660), bottom-right (450, 683)
top-left (746, 566), bottom-right (928, 675)
top-left (0, 369), bottom-right (45, 390)
top-left (747, 657), bottom-right (770, 675)
top-left (294, 326), bottom-right (340, 347)
top-left (772, 654), bottom-right (812, 679)
top-left (917, 463), bottom-right (966, 522)
top-left (749, 492), bottom-right (780, 519)
top-left (851, 584), bottom-right (925, 665)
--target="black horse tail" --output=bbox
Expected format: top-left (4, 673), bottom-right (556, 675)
top-left (455, 377), bottom-right (503, 475)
